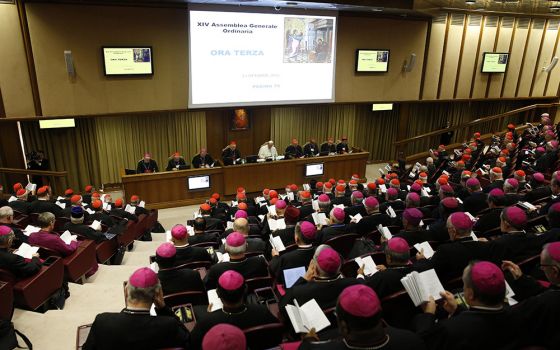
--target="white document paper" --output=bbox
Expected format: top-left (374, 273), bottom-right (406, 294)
top-left (125, 204), bottom-right (136, 214)
top-left (312, 212), bottom-right (328, 226)
top-left (55, 201), bottom-right (66, 209)
top-left (283, 266), bottom-right (306, 288)
top-left (456, 197), bottom-right (463, 204)
top-left (268, 218), bottom-right (286, 231)
top-left (333, 204), bottom-right (345, 209)
top-left (420, 188), bottom-right (429, 197)
top-left (231, 200), bottom-right (238, 207)
top-left (8, 196), bottom-right (17, 203)
top-left (86, 208), bottom-right (96, 215)
top-left (400, 269), bottom-right (445, 307)
top-left (377, 225), bottom-right (393, 240)
top-left (258, 214), bottom-right (265, 222)
top-left (207, 289), bottom-right (224, 312)
top-left (139, 201), bottom-right (146, 208)
top-left (386, 206), bottom-right (396, 218)
top-left (520, 202), bottom-right (537, 211)
top-left (312, 200), bottom-right (319, 211)
top-left (355, 256), bottom-right (378, 276)
top-left (470, 232), bottom-right (478, 241)
top-left (303, 184), bottom-right (310, 191)
top-left (270, 235), bottom-right (286, 252)
top-left (90, 220), bottom-right (102, 231)
top-left (226, 221), bottom-right (234, 230)
top-left (14, 243), bottom-right (39, 259)
top-left (25, 183), bottom-right (36, 192)
top-left (57, 196), bottom-right (65, 201)
top-left (350, 213), bottom-right (363, 223)
top-left (287, 192), bottom-right (295, 201)
top-left (216, 252), bottom-right (230, 263)
top-left (268, 205), bottom-right (277, 217)
top-left (379, 184), bottom-right (387, 193)
top-left (505, 281), bottom-right (517, 306)
top-left (286, 299), bottom-right (331, 334)
top-left (414, 242), bottom-right (435, 259)
top-left (60, 230), bottom-right (78, 245)
top-left (254, 196), bottom-right (265, 204)
top-left (149, 262), bottom-right (159, 273)
top-left (23, 225), bottom-right (41, 236)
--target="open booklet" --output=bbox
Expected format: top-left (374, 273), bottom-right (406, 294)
top-left (207, 289), bottom-right (224, 312)
top-left (89, 220), bottom-right (102, 231)
top-left (355, 256), bottom-right (378, 276)
top-left (269, 235), bottom-right (286, 253)
top-left (312, 212), bottom-right (328, 226)
top-left (15, 243), bottom-right (39, 259)
top-left (414, 242), bottom-right (435, 259)
top-left (376, 224), bottom-right (392, 240)
top-left (267, 218), bottom-right (286, 231)
top-left (285, 298), bottom-right (331, 334)
top-left (400, 269), bottom-right (445, 307)
top-left (284, 266), bottom-right (306, 288)
top-left (60, 230), bottom-right (78, 245)
top-left (23, 225), bottom-right (41, 236)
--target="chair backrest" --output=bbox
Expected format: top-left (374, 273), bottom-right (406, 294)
top-left (0, 268), bottom-right (16, 284)
top-left (324, 233), bottom-right (360, 257)
top-left (243, 323), bottom-right (284, 350)
top-left (517, 254), bottom-right (541, 274)
top-left (163, 290), bottom-right (208, 307)
top-left (380, 290), bottom-right (419, 329)
top-left (245, 275), bottom-right (273, 293)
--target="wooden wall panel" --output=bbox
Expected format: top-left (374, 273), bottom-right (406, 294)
top-left (421, 15), bottom-right (447, 100)
top-left (455, 15), bottom-right (482, 99)
top-left (335, 15), bottom-right (428, 103)
top-left (546, 22), bottom-right (560, 96)
top-left (487, 17), bottom-right (514, 99)
top-left (502, 19), bottom-right (530, 97)
top-left (439, 14), bottom-right (465, 99)
top-left (532, 20), bottom-right (558, 96)
top-left (471, 18), bottom-right (498, 98)
top-left (0, 4), bottom-right (35, 117)
top-left (25, 3), bottom-right (189, 116)
top-left (517, 19), bottom-right (544, 97)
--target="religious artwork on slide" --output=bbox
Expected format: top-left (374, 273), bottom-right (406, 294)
top-left (231, 108), bottom-right (250, 131)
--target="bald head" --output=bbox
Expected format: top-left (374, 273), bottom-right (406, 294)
top-left (233, 218), bottom-right (249, 234)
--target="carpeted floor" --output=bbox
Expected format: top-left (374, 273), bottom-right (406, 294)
top-left (11, 163), bottom-right (388, 349)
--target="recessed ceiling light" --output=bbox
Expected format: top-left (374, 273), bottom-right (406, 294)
top-left (465, 0), bottom-right (476, 4)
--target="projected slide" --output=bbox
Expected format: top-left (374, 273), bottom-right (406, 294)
top-left (189, 10), bottom-right (337, 108)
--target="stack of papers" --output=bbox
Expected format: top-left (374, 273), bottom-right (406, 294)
top-left (268, 218), bottom-right (286, 231)
top-left (23, 225), bottom-right (41, 236)
top-left (414, 242), bottom-right (435, 259)
top-left (90, 220), bottom-right (102, 231)
top-left (355, 256), bottom-right (378, 276)
top-left (312, 212), bottom-right (328, 226)
top-left (400, 269), bottom-right (445, 307)
top-left (15, 243), bottom-right (39, 259)
top-left (270, 235), bottom-right (286, 252)
top-left (207, 289), bottom-right (224, 312)
top-left (60, 230), bottom-right (78, 245)
top-left (283, 266), bottom-right (306, 288)
top-left (286, 299), bottom-right (331, 333)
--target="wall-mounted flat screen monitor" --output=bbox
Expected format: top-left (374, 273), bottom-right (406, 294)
top-left (481, 52), bottom-right (509, 73)
top-left (305, 163), bottom-right (324, 177)
top-left (355, 49), bottom-right (390, 72)
top-left (102, 47), bottom-right (154, 75)
top-left (188, 175), bottom-right (210, 190)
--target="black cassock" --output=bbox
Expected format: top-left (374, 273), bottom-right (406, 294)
top-left (320, 143), bottom-right (336, 154)
top-left (285, 145), bottom-right (304, 158)
top-left (304, 142), bottom-right (319, 157)
top-left (191, 154), bottom-right (214, 168)
top-left (82, 307), bottom-right (190, 350)
top-left (165, 158), bottom-right (187, 171)
top-left (221, 148), bottom-right (241, 166)
top-left (337, 142), bottom-right (349, 154)
top-left (204, 256), bottom-right (269, 290)
top-left (136, 159), bottom-right (159, 174)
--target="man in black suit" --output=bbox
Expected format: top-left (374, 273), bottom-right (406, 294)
top-left (0, 206), bottom-right (28, 248)
top-left (462, 178), bottom-right (488, 216)
top-left (350, 196), bottom-right (391, 236)
top-left (320, 137), bottom-right (337, 154)
top-left (190, 270), bottom-right (278, 348)
top-left (417, 212), bottom-right (490, 281)
top-left (269, 221), bottom-right (317, 284)
top-left (154, 243), bottom-right (204, 295)
top-left (136, 152), bottom-right (159, 174)
top-left (83, 267), bottom-right (190, 350)
top-left (165, 152), bottom-right (187, 172)
top-left (8, 189), bottom-right (30, 215)
top-left (204, 232), bottom-right (269, 290)
top-left (169, 224), bottom-right (214, 266)
top-left (473, 188), bottom-right (505, 235)
top-left (29, 186), bottom-right (63, 217)
top-left (191, 147), bottom-right (215, 169)
top-left (285, 138), bottom-right (304, 159)
top-left (318, 208), bottom-right (348, 244)
top-left (0, 225), bottom-right (41, 278)
top-left (110, 198), bottom-right (138, 222)
top-left (63, 206), bottom-right (107, 243)
top-left (303, 138), bottom-right (319, 157)
top-left (87, 199), bottom-right (115, 228)
top-left (488, 206), bottom-right (542, 262)
top-left (362, 237), bottom-right (413, 299)
top-left (280, 245), bottom-right (361, 314)
top-left (415, 261), bottom-right (529, 350)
